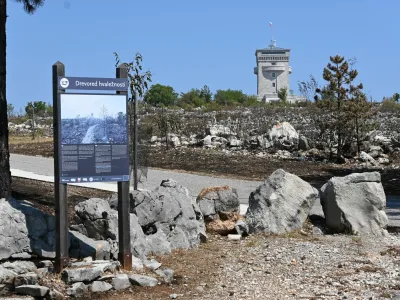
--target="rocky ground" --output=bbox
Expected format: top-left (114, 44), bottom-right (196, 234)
top-left (5, 176), bottom-right (400, 300)
top-left (179, 233), bottom-right (400, 300)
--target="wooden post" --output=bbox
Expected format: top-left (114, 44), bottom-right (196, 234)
top-left (116, 64), bottom-right (132, 270)
top-left (52, 62), bottom-right (69, 273)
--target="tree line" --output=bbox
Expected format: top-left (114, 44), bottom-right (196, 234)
top-left (7, 101), bottom-right (53, 119)
top-left (142, 84), bottom-right (261, 109)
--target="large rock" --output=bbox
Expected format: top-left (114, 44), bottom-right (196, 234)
top-left (0, 199), bottom-right (31, 260)
top-left (246, 169), bottom-right (319, 234)
top-left (197, 186), bottom-right (240, 219)
top-left (0, 266), bottom-right (18, 294)
top-left (73, 198), bottom-right (149, 258)
top-left (91, 281), bottom-right (112, 293)
top-left (69, 231), bottom-right (111, 260)
top-left (131, 179), bottom-right (207, 254)
top-left (15, 285), bottom-right (50, 297)
top-left (320, 172), bottom-right (388, 236)
top-left (61, 266), bottom-right (104, 284)
top-left (358, 151), bottom-right (376, 164)
top-left (74, 198), bottom-right (119, 240)
top-left (16, 200), bottom-right (56, 258)
top-left (269, 122), bottom-right (299, 150)
top-left (66, 282), bottom-right (88, 297)
top-left (128, 274), bottom-right (158, 287)
top-left (0, 198), bottom-right (58, 260)
top-left (206, 124), bottom-right (232, 137)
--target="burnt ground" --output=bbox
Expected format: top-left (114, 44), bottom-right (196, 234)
top-left (8, 139), bottom-right (400, 195)
top-left (11, 177), bottom-right (114, 223)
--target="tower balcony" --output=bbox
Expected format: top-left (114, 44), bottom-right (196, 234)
top-left (254, 67), bottom-right (258, 75)
top-left (289, 66), bottom-right (292, 74)
top-left (261, 65), bottom-right (286, 72)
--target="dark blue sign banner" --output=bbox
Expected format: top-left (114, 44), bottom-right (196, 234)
top-left (58, 76), bottom-right (128, 91)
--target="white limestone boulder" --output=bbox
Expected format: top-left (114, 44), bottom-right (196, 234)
top-left (320, 172), bottom-right (388, 236)
top-left (246, 169), bottom-right (319, 234)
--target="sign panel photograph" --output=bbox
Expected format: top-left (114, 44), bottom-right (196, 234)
top-left (58, 93), bottom-right (129, 182)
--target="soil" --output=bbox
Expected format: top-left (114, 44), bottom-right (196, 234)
top-left (11, 177), bottom-right (114, 223)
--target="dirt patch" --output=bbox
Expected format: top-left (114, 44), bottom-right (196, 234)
top-left (11, 177), bottom-right (114, 223)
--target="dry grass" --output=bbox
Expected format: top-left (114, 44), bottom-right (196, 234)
top-left (9, 135), bottom-right (53, 145)
top-left (351, 236), bottom-right (362, 244)
top-left (380, 246), bottom-right (400, 257)
top-left (357, 265), bottom-right (384, 273)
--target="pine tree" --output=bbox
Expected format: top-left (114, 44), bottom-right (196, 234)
top-left (347, 90), bottom-right (376, 157)
top-left (314, 55), bottom-right (361, 163)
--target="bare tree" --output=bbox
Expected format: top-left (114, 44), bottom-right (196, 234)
top-left (114, 52), bottom-right (152, 189)
top-left (298, 75), bottom-right (319, 102)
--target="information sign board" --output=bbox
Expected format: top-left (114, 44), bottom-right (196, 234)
top-left (58, 93), bottom-right (129, 182)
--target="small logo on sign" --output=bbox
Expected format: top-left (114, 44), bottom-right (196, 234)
top-left (60, 78), bottom-right (69, 89)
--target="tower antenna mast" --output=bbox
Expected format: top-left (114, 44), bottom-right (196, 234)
top-left (269, 21), bottom-right (276, 48)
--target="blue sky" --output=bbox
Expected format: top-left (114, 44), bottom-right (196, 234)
top-left (7, 0), bottom-right (399, 111)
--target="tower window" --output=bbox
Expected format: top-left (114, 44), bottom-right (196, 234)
top-left (272, 83), bottom-right (276, 87)
top-left (272, 72), bottom-right (276, 78)
top-left (272, 63), bottom-right (276, 65)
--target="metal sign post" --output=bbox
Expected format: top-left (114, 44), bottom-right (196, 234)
top-left (116, 64), bottom-right (132, 270)
top-left (52, 62), bottom-right (132, 272)
top-left (52, 62), bottom-right (69, 273)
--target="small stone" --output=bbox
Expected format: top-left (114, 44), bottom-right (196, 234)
top-left (196, 286), bottom-right (204, 292)
top-left (15, 285), bottom-right (50, 297)
top-left (235, 220), bottom-right (249, 237)
top-left (61, 266), bottom-right (104, 284)
top-left (49, 289), bottom-right (65, 300)
top-left (36, 267), bottom-right (49, 279)
top-left (228, 234), bottom-right (241, 241)
top-left (312, 227), bottom-right (324, 235)
top-left (91, 281), bottom-right (113, 293)
top-left (38, 260), bottom-right (54, 268)
top-left (155, 268), bottom-right (174, 283)
top-left (112, 274), bottom-right (131, 290)
top-left (83, 256), bottom-right (93, 262)
top-left (143, 259), bottom-right (161, 270)
top-left (66, 282), bottom-right (88, 297)
top-left (2, 261), bottom-right (37, 274)
top-left (129, 274), bottom-right (158, 287)
top-left (14, 272), bottom-right (39, 287)
top-left (11, 252), bottom-right (32, 259)
top-left (169, 294), bottom-right (178, 299)
top-left (98, 274), bottom-right (115, 281)
top-left (132, 256), bottom-right (144, 271)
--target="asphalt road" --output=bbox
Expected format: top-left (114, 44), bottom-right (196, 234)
top-left (9, 153), bottom-right (400, 227)
top-left (10, 153), bottom-right (262, 203)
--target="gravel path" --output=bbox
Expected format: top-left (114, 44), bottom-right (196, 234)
top-left (197, 233), bottom-right (400, 300)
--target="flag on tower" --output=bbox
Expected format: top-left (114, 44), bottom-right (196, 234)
top-left (269, 22), bottom-right (273, 27)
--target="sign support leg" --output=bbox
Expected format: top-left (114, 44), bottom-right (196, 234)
top-left (117, 181), bottom-right (132, 270)
top-left (52, 61), bottom-right (69, 273)
top-left (116, 63), bottom-right (132, 270)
